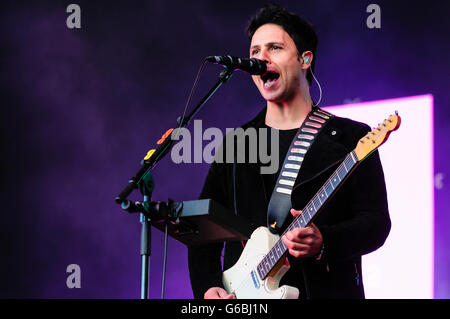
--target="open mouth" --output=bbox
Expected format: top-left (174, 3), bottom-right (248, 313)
top-left (261, 71), bottom-right (280, 88)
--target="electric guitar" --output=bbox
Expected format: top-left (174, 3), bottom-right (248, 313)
top-left (222, 112), bottom-right (401, 299)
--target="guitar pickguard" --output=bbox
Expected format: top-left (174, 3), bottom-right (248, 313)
top-left (222, 227), bottom-right (299, 299)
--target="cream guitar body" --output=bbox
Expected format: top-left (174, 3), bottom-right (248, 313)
top-left (222, 227), bottom-right (299, 299)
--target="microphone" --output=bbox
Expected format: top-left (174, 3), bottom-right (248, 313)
top-left (205, 55), bottom-right (267, 75)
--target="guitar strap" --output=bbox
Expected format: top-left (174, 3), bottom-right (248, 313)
top-left (267, 107), bottom-right (334, 234)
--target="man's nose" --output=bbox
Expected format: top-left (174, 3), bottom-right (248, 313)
top-left (259, 49), bottom-right (271, 64)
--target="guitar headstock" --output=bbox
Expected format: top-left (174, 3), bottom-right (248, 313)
top-left (354, 112), bottom-right (401, 161)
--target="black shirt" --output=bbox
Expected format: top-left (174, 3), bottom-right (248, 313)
top-left (261, 124), bottom-right (299, 198)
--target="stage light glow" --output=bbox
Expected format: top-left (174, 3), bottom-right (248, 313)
top-left (324, 94), bottom-right (434, 298)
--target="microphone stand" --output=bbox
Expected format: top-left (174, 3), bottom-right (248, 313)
top-left (116, 67), bottom-right (234, 299)
top-left (140, 192), bottom-right (151, 299)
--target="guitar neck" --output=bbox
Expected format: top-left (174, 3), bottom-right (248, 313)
top-left (257, 151), bottom-right (359, 280)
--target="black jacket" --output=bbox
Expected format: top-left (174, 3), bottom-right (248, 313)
top-left (188, 107), bottom-right (391, 299)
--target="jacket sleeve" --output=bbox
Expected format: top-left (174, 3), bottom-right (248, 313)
top-left (187, 160), bottom-right (229, 298)
top-left (318, 133), bottom-right (391, 263)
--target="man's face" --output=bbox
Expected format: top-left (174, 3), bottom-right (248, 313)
top-left (250, 23), bottom-right (303, 103)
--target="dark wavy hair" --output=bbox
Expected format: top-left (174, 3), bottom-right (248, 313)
top-left (246, 4), bottom-right (318, 86)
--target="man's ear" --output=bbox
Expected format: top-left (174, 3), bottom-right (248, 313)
top-left (301, 51), bottom-right (313, 70)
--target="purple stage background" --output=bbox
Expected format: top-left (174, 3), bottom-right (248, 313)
top-left (1, 0), bottom-right (449, 298)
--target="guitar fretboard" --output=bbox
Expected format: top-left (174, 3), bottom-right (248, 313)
top-left (257, 151), bottom-right (359, 280)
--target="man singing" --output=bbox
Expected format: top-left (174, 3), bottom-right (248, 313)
top-left (188, 4), bottom-right (390, 299)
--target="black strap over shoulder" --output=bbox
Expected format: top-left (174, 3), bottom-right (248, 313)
top-left (267, 107), bottom-right (334, 234)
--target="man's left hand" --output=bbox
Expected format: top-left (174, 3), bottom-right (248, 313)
top-left (282, 208), bottom-right (323, 258)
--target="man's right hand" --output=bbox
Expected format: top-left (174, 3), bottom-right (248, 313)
top-left (204, 287), bottom-right (235, 299)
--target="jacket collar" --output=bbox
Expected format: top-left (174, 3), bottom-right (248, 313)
top-left (294, 121), bottom-right (350, 188)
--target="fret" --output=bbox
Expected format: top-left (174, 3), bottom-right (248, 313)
top-left (350, 151), bottom-right (357, 164)
top-left (335, 170), bottom-right (342, 181)
top-left (267, 253), bottom-right (274, 267)
top-left (337, 165), bottom-right (345, 179)
top-left (275, 244), bottom-right (283, 259)
top-left (300, 213), bottom-right (307, 226)
top-left (267, 254), bottom-right (272, 267)
top-left (305, 203), bottom-right (314, 218)
top-left (274, 247), bottom-right (280, 260)
top-left (263, 258), bottom-right (270, 274)
top-left (279, 241), bottom-right (287, 254)
top-left (331, 172), bottom-right (340, 188)
top-left (349, 153), bottom-right (357, 167)
top-left (259, 259), bottom-right (265, 276)
top-left (281, 240), bottom-right (288, 252)
top-left (343, 154), bottom-right (354, 173)
top-left (273, 244), bottom-right (278, 259)
top-left (265, 259), bottom-right (271, 272)
top-left (313, 196), bottom-right (321, 211)
top-left (291, 219), bottom-right (298, 230)
top-left (293, 217), bottom-right (302, 229)
top-left (262, 259), bottom-right (269, 274)
top-left (321, 186), bottom-right (328, 197)
top-left (325, 181), bottom-right (333, 195)
top-left (311, 198), bottom-right (317, 211)
top-left (258, 265), bottom-right (264, 279)
top-left (281, 241), bottom-right (286, 255)
top-left (339, 164), bottom-right (347, 179)
top-left (317, 192), bottom-right (323, 205)
top-left (268, 243), bottom-right (284, 270)
top-left (346, 156), bottom-right (353, 169)
top-left (303, 211), bottom-right (311, 225)
top-left (269, 251), bottom-right (275, 266)
top-left (320, 186), bottom-right (328, 200)
top-left (291, 222), bottom-right (298, 232)
top-left (274, 242), bottom-right (281, 258)
top-left (329, 179), bottom-right (335, 192)
top-left (259, 268), bottom-right (266, 279)
top-left (341, 165), bottom-right (347, 177)
top-left (258, 263), bottom-right (264, 272)
top-left (342, 160), bottom-right (349, 173)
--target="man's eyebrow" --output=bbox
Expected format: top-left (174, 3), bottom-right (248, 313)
top-left (250, 42), bottom-right (285, 49)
